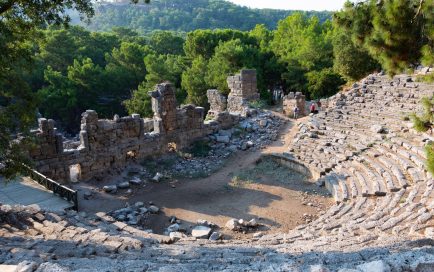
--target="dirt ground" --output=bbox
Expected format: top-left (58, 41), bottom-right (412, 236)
top-left (75, 112), bottom-right (333, 238)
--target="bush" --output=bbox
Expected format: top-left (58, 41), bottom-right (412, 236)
top-left (425, 143), bottom-right (434, 176)
top-left (187, 140), bottom-right (211, 157)
top-left (306, 68), bottom-right (345, 99)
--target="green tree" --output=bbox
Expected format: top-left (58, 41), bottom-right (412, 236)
top-left (182, 56), bottom-right (210, 107)
top-left (123, 82), bottom-right (153, 118)
top-left (38, 58), bottom-right (107, 132)
top-left (334, 0), bottom-right (434, 75)
top-left (105, 42), bottom-right (150, 93)
top-left (124, 53), bottom-right (187, 117)
top-left (306, 68), bottom-right (345, 99)
top-left (0, 0), bottom-right (95, 178)
top-left (149, 31), bottom-right (185, 55)
top-left (205, 39), bottom-right (251, 94)
top-left (332, 27), bottom-right (379, 81)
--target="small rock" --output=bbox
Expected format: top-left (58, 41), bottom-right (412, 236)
top-left (83, 191), bottom-right (93, 200)
top-left (209, 231), bottom-right (221, 241)
top-left (135, 202), bottom-right (144, 208)
top-left (225, 219), bottom-right (239, 231)
top-left (253, 232), bottom-right (263, 238)
top-left (219, 129), bottom-right (232, 138)
top-left (238, 219), bottom-right (245, 225)
top-left (117, 182), bottom-right (130, 189)
top-left (216, 135), bottom-right (230, 143)
top-left (309, 264), bottom-right (330, 272)
top-left (246, 141), bottom-right (254, 148)
top-left (371, 124), bottom-right (386, 134)
top-left (197, 219), bottom-right (209, 226)
top-left (139, 207), bottom-right (148, 214)
top-left (259, 119), bottom-right (268, 127)
top-left (129, 177), bottom-right (142, 185)
top-left (247, 218), bottom-right (258, 227)
top-left (103, 185), bottom-right (117, 193)
top-left (149, 205), bottom-right (159, 213)
top-left (16, 261), bottom-right (38, 272)
top-left (169, 232), bottom-right (187, 242)
top-left (152, 172), bottom-right (163, 182)
top-left (167, 223), bottom-right (180, 233)
top-left (191, 226), bottom-right (212, 239)
top-left (356, 260), bottom-right (391, 272)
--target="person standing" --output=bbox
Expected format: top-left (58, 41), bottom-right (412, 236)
top-left (310, 103), bottom-right (316, 114)
top-left (293, 106), bottom-right (299, 119)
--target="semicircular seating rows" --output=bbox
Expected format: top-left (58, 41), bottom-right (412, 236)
top-left (256, 73), bottom-right (434, 250)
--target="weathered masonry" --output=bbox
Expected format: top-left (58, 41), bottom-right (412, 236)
top-left (30, 70), bottom-right (260, 183)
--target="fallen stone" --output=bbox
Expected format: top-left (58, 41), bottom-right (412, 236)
top-left (219, 129), bottom-right (232, 138)
top-left (169, 231), bottom-right (187, 242)
top-left (209, 231), bottom-right (221, 241)
top-left (129, 177), bottom-right (143, 185)
top-left (196, 219), bottom-right (209, 226)
top-left (248, 218), bottom-right (258, 227)
top-left (149, 205), bottom-right (159, 213)
top-left (117, 182), bottom-right (130, 189)
top-left (35, 262), bottom-right (69, 272)
top-left (309, 264), bottom-right (330, 272)
top-left (134, 202), bottom-right (144, 208)
top-left (356, 260), bottom-right (391, 272)
top-left (415, 262), bottom-right (434, 272)
top-left (103, 185), bottom-right (117, 193)
top-left (225, 219), bottom-right (239, 231)
top-left (371, 124), bottom-right (387, 134)
top-left (216, 135), bottom-right (230, 144)
top-left (152, 172), bottom-right (163, 182)
top-left (191, 226), bottom-right (212, 239)
top-left (16, 261), bottom-right (38, 272)
top-left (83, 191), bottom-right (93, 200)
top-left (167, 223), bottom-right (180, 233)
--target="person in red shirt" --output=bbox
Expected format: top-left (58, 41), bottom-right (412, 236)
top-left (310, 103), bottom-right (316, 114)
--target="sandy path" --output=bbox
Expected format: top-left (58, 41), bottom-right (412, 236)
top-left (77, 112), bottom-right (331, 236)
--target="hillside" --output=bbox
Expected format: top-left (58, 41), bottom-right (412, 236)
top-left (79, 0), bottom-right (332, 33)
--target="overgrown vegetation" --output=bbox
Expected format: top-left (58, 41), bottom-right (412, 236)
top-left (80, 0), bottom-right (331, 33)
top-left (1, 0), bottom-right (434, 178)
top-left (411, 96), bottom-right (434, 175)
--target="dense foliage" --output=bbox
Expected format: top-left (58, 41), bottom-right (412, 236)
top-left (79, 0), bottom-right (332, 33)
top-left (3, 0), bottom-right (433, 179)
top-left (0, 0), bottom-right (95, 179)
top-left (334, 0), bottom-right (433, 75)
top-left (411, 96), bottom-right (434, 175)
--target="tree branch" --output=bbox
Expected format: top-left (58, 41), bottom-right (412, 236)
top-left (0, 0), bottom-right (15, 15)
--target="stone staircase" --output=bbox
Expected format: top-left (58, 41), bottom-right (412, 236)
top-left (1, 73), bottom-right (434, 271)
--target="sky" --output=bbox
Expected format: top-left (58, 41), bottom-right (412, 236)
top-left (227, 0), bottom-right (349, 11)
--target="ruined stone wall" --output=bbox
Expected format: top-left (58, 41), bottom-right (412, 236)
top-left (282, 92), bottom-right (306, 117)
top-left (30, 83), bottom-right (238, 183)
top-left (227, 69), bottom-right (260, 116)
top-left (206, 89), bottom-right (227, 118)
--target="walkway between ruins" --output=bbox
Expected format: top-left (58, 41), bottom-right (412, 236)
top-left (0, 176), bottom-right (73, 212)
top-left (78, 111), bottom-right (330, 237)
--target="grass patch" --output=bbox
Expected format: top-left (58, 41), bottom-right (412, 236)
top-left (249, 99), bottom-right (268, 109)
top-left (416, 73), bottom-right (434, 83)
top-left (228, 158), bottom-right (307, 188)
